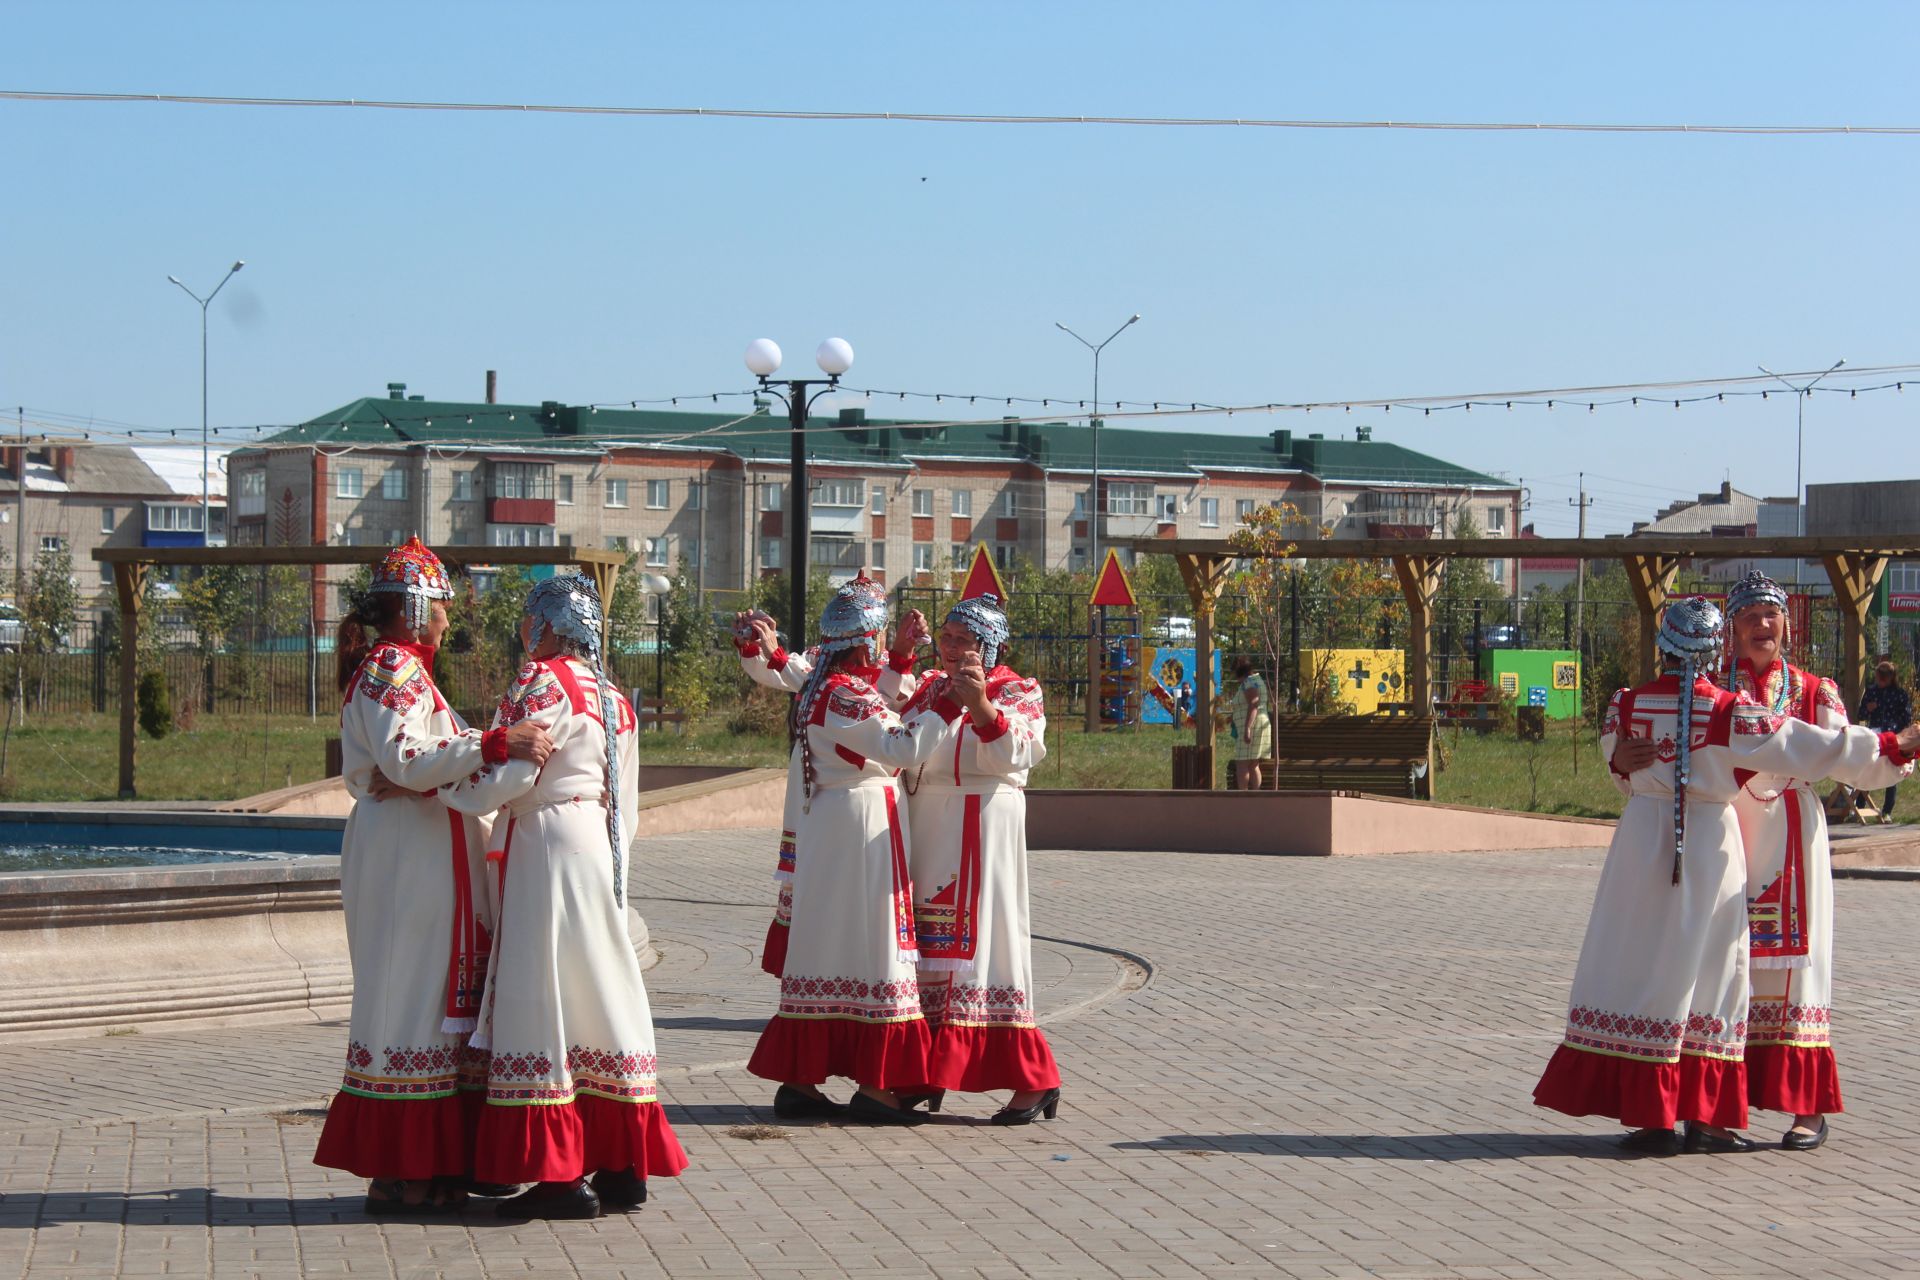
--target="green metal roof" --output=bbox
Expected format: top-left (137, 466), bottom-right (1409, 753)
top-left (248, 395), bottom-right (1509, 489)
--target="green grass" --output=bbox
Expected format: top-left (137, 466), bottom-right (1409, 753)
top-left (6, 710), bottom-right (1897, 825)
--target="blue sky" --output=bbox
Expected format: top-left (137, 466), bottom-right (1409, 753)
top-left (3, 1), bottom-right (1917, 534)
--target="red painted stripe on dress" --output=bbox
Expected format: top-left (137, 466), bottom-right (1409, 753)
top-left (884, 786), bottom-right (918, 955)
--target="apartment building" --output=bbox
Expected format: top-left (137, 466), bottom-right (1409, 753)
top-left (230, 383), bottom-right (1522, 613)
top-left (0, 442), bottom-right (228, 607)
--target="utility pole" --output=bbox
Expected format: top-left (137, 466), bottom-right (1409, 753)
top-left (1570, 471), bottom-right (1592, 679)
top-left (13, 408), bottom-right (23, 605)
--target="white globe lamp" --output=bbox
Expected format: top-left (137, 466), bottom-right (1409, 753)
top-left (815, 337), bottom-right (855, 377)
top-left (744, 338), bottom-right (783, 378)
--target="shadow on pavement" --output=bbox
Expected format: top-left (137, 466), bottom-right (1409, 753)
top-left (1112, 1132), bottom-right (1635, 1160)
top-left (653, 1016), bottom-right (768, 1033)
top-left (0, 1190), bottom-right (520, 1228)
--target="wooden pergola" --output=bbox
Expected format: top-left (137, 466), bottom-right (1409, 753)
top-left (1141, 534), bottom-right (1920, 791)
top-left (94, 544), bottom-right (627, 799)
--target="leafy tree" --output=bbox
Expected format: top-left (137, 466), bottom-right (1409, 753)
top-left (21, 546), bottom-right (80, 713)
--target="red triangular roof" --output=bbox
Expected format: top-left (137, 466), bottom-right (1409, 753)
top-left (1089, 548), bottom-right (1137, 607)
top-left (957, 543), bottom-right (1008, 601)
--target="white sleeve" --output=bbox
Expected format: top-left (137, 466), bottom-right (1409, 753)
top-left (437, 662), bottom-right (565, 816)
top-left (1598, 688), bottom-right (1633, 799)
top-left (1728, 700), bottom-right (1912, 790)
top-left (738, 642), bottom-right (811, 693)
top-left (345, 653), bottom-right (489, 793)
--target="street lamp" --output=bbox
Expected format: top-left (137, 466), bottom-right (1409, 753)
top-left (1757, 359), bottom-right (1844, 538)
top-left (745, 337), bottom-right (855, 649)
top-left (1055, 314), bottom-right (1139, 571)
top-left (167, 260), bottom-right (245, 544)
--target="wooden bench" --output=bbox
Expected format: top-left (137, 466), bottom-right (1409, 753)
top-left (1231, 713), bottom-right (1434, 799)
top-left (635, 695), bottom-right (687, 733)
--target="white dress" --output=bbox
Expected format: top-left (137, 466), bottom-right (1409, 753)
top-left (1533, 673), bottom-right (1908, 1132)
top-left (1728, 660), bottom-right (1910, 1117)
top-left (734, 638), bottom-right (918, 978)
top-left (745, 668), bottom-right (953, 1088)
top-left (440, 656), bottom-right (688, 1185)
top-left (314, 640), bottom-right (495, 1180)
top-left (900, 666), bottom-right (1061, 1093)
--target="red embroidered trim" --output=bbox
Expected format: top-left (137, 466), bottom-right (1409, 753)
top-left (888, 650), bottom-right (917, 674)
top-left (767, 646), bottom-right (790, 672)
top-left (480, 728), bottom-right (509, 765)
top-left (972, 709), bottom-right (1010, 743)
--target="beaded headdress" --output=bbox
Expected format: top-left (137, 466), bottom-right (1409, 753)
top-left (365, 536), bottom-right (453, 631)
top-left (522, 575), bottom-right (626, 903)
top-left (947, 593), bottom-right (1010, 669)
top-left (1656, 597), bottom-right (1725, 886)
top-left (794, 577), bottom-right (893, 807)
top-left (1723, 569), bottom-right (1794, 711)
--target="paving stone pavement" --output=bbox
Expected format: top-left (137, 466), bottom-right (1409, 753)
top-left (1, 829), bottom-right (1917, 1278)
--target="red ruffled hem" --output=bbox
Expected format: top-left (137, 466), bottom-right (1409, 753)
top-left (760, 917), bottom-right (788, 979)
top-left (1533, 1044), bottom-right (1747, 1131)
top-left (475, 1094), bottom-right (688, 1185)
top-left (313, 1089), bottom-right (480, 1180)
top-left (922, 1024), bottom-right (1060, 1092)
top-left (747, 1015), bottom-right (932, 1089)
top-left (1746, 1043), bottom-right (1844, 1115)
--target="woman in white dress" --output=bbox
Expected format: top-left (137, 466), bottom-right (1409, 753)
top-left (1721, 571), bottom-right (1910, 1150)
top-left (896, 594), bottom-right (1062, 1124)
top-left (732, 607), bottom-right (926, 983)
top-left (314, 539), bottom-right (553, 1214)
top-left (745, 580), bottom-right (956, 1124)
top-left (1532, 598), bottom-right (1918, 1156)
top-left (440, 576), bottom-right (688, 1220)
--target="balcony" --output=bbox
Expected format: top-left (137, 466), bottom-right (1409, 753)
top-left (487, 461), bottom-right (555, 526)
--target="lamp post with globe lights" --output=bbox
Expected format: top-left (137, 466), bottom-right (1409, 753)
top-left (744, 337), bottom-right (855, 649)
top-left (167, 260), bottom-right (245, 544)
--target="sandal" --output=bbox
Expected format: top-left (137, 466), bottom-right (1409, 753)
top-left (363, 1178), bottom-right (456, 1217)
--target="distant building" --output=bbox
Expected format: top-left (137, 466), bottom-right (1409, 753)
top-left (1808, 480), bottom-right (1920, 617)
top-left (0, 442), bottom-right (228, 605)
top-left (228, 383), bottom-right (1522, 615)
top-left (1516, 525), bottom-right (1580, 595)
top-left (1631, 480), bottom-right (1804, 587)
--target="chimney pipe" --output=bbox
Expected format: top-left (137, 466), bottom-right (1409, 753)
top-left (485, 370), bottom-right (498, 404)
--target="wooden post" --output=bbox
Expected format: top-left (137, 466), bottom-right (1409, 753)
top-left (1621, 553), bottom-right (1680, 683)
top-left (114, 561), bottom-right (148, 800)
top-left (1822, 551), bottom-right (1887, 711)
top-left (581, 555), bottom-right (621, 659)
top-left (1390, 554), bottom-right (1445, 714)
top-left (1175, 551), bottom-right (1234, 791)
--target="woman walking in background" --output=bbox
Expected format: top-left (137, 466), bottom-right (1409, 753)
top-left (1229, 658), bottom-right (1271, 790)
top-left (1856, 661), bottom-right (1912, 819)
top-left (314, 538), bottom-right (553, 1214)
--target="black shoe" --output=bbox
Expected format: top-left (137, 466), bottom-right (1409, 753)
top-left (1617, 1127), bottom-right (1681, 1156)
top-left (990, 1088), bottom-right (1062, 1127)
top-left (494, 1180), bottom-right (603, 1221)
top-left (453, 1178), bottom-right (520, 1199)
top-left (590, 1167), bottom-right (648, 1210)
top-left (1682, 1125), bottom-right (1760, 1154)
top-left (895, 1090), bottom-right (945, 1114)
top-left (773, 1084), bottom-right (850, 1120)
top-left (1782, 1117), bottom-right (1829, 1151)
top-left (848, 1090), bottom-right (927, 1126)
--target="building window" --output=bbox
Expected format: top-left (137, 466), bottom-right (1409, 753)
top-left (871, 489), bottom-right (885, 515)
top-left (1199, 497), bottom-right (1219, 527)
top-left (687, 480), bottom-right (704, 511)
top-left (810, 536), bottom-right (861, 571)
top-left (1487, 558), bottom-right (1506, 582)
top-left (683, 536), bottom-right (699, 567)
top-left (646, 479), bottom-right (669, 509)
top-left (760, 536), bottom-right (783, 569)
top-left (816, 479), bottom-right (864, 508)
top-left (605, 535), bottom-right (630, 553)
top-left (1073, 491), bottom-right (1086, 517)
top-left (385, 528), bottom-right (405, 546)
top-left (951, 542), bottom-right (967, 568)
top-left (952, 489), bottom-right (973, 518)
top-left (487, 525), bottom-right (554, 547)
top-left (913, 543), bottom-right (933, 574)
top-left (39, 535), bottom-right (61, 554)
top-left (1158, 494), bottom-right (1179, 523)
top-left (380, 469), bottom-right (408, 501)
top-left (489, 462), bottom-right (554, 501)
top-left (1107, 483), bottom-right (1152, 517)
top-left (452, 471), bottom-right (472, 502)
top-left (99, 508), bottom-right (115, 534)
top-left (239, 471), bottom-right (266, 498)
top-left (1486, 504), bottom-right (1507, 532)
top-left (336, 468), bottom-right (363, 499)
top-left (644, 536), bottom-right (668, 567)
top-left (912, 489), bottom-right (933, 517)
top-left (1071, 546), bottom-right (1088, 570)
top-left (999, 489), bottom-right (1018, 518)
top-left (605, 478), bottom-right (629, 508)
top-left (871, 540), bottom-right (886, 569)
top-left (994, 544), bottom-right (1015, 571)
top-left (1236, 498), bottom-right (1255, 524)
top-left (144, 503), bottom-right (206, 533)
top-left (557, 475), bottom-right (575, 505)
top-left (759, 482), bottom-right (784, 512)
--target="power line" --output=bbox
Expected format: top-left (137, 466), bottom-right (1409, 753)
top-left (7, 89), bottom-right (1920, 137)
